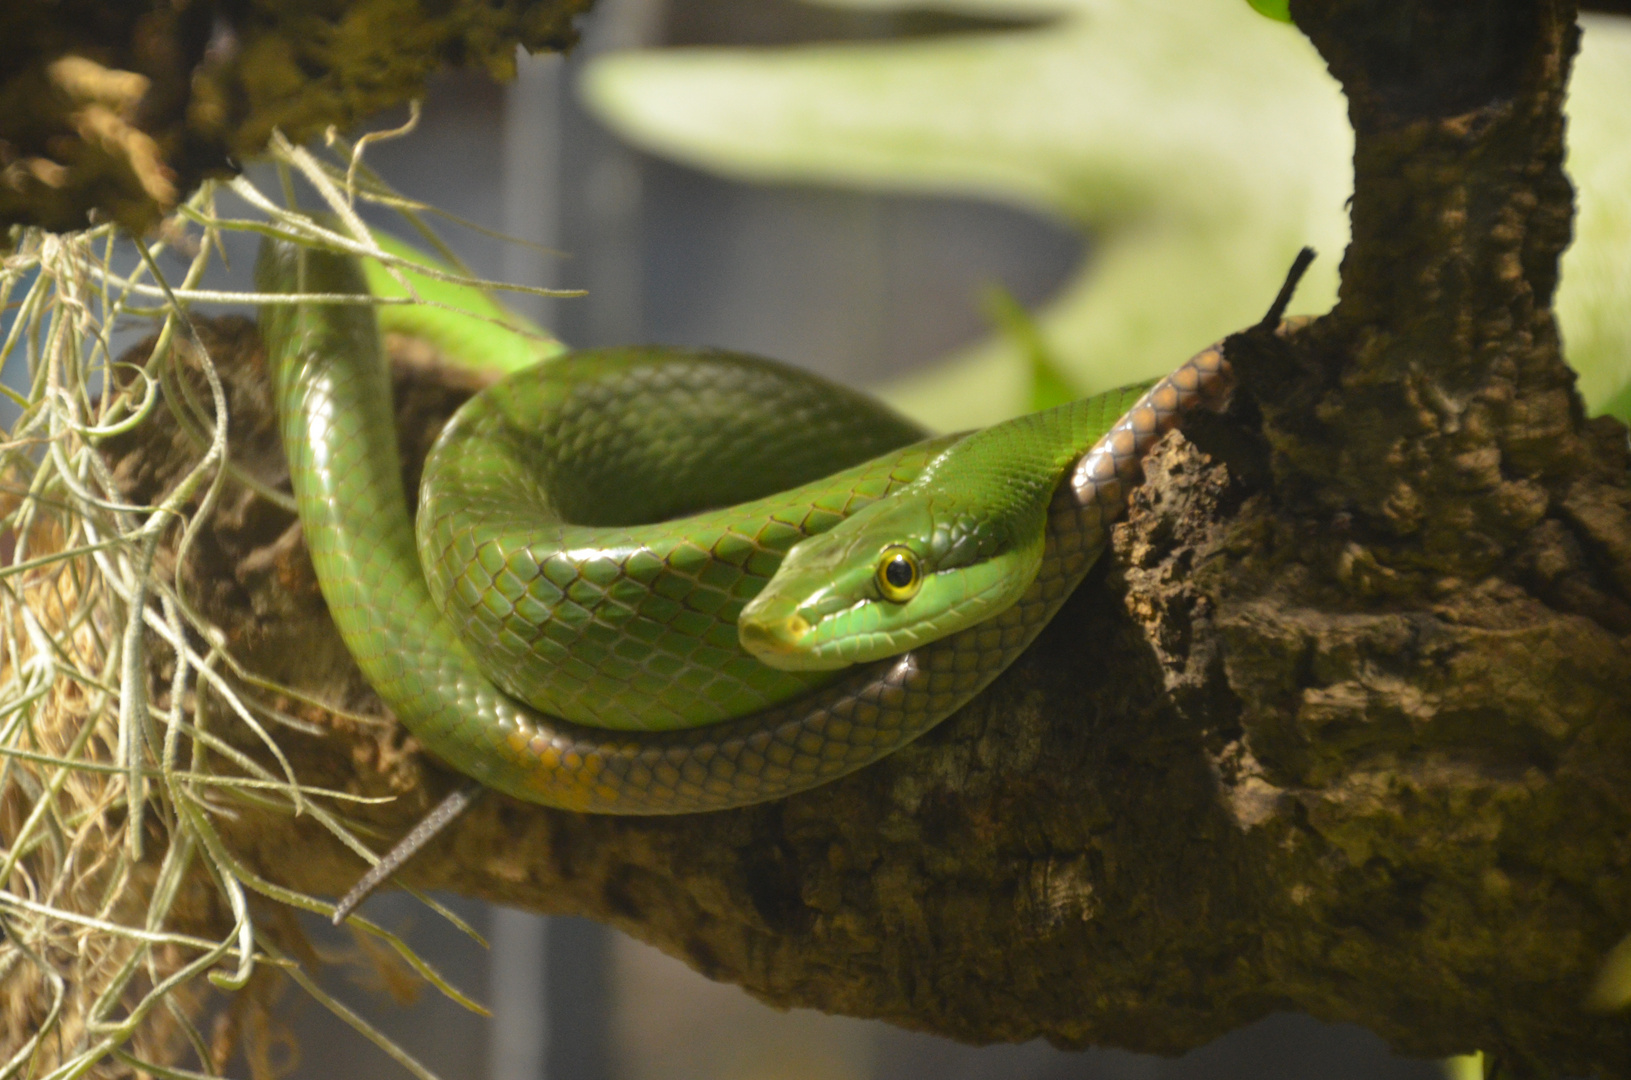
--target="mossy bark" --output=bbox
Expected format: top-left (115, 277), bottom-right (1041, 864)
top-left (90, 0), bottom-right (1631, 1076)
top-left (0, 0), bottom-right (590, 233)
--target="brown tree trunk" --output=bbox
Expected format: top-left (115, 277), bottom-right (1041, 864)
top-left (96, 1), bottom-right (1631, 1076)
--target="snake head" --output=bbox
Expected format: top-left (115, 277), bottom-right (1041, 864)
top-left (738, 496), bottom-right (1042, 671)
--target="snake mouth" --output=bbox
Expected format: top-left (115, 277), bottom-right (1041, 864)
top-left (738, 611), bottom-right (814, 667)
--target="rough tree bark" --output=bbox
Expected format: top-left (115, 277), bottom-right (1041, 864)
top-left (97, 0), bottom-right (1631, 1076)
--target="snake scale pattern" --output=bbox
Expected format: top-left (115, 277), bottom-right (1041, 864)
top-left (258, 239), bottom-right (1232, 817)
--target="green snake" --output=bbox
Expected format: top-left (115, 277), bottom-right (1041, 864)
top-left (257, 238), bottom-right (1231, 863)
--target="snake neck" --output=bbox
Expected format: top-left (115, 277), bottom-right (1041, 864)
top-left (911, 380), bottom-right (1164, 547)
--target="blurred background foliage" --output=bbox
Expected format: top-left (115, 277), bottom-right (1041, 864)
top-left (580, 0), bottom-right (1631, 427)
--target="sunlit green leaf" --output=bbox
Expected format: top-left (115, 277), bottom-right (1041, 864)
top-left (1558, 20), bottom-right (1631, 423)
top-left (1440, 1051), bottom-right (1487, 1080)
top-left (1246, 0), bottom-right (1293, 23)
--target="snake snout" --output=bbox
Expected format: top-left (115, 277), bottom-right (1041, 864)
top-left (738, 608), bottom-right (814, 667)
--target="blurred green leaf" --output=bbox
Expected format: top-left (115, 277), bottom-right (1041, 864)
top-left (364, 231), bottom-right (566, 374)
top-left (1440, 1052), bottom-right (1487, 1080)
top-left (1557, 21), bottom-right (1631, 423)
top-left (581, 0), bottom-right (1631, 427)
top-left (1246, 0), bottom-right (1293, 23)
top-left (982, 285), bottom-right (1078, 413)
top-left (582, 0), bottom-right (1345, 428)
top-left (1588, 932), bottom-right (1631, 1012)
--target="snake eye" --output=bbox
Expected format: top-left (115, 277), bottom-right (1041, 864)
top-left (875, 546), bottom-right (922, 603)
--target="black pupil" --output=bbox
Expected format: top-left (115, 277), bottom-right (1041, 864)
top-left (884, 556), bottom-right (915, 589)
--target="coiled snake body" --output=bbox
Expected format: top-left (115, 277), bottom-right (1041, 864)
top-left (258, 240), bottom-right (1231, 872)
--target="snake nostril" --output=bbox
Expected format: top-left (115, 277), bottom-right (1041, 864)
top-left (739, 613), bottom-right (811, 659)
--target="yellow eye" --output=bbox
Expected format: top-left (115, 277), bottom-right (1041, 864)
top-left (875, 546), bottom-right (922, 602)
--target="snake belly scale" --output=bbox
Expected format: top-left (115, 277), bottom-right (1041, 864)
top-left (258, 240), bottom-right (1231, 817)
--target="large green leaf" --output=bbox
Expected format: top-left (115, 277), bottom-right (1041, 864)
top-left (582, 0), bottom-right (1631, 428)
